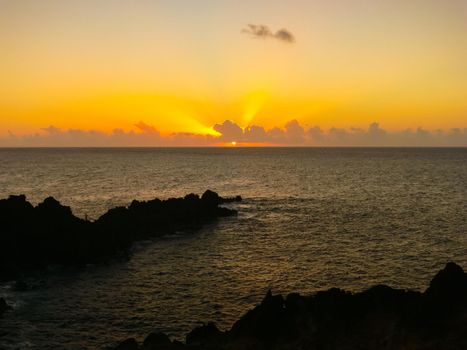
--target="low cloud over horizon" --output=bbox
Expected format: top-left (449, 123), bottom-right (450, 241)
top-left (1, 121), bottom-right (466, 147)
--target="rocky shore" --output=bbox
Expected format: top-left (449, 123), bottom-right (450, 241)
top-left (0, 190), bottom-right (241, 281)
top-left (113, 262), bottom-right (467, 350)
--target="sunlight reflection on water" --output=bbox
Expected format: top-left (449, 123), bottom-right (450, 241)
top-left (0, 148), bottom-right (466, 349)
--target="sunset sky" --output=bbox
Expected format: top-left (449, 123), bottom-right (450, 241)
top-left (0, 0), bottom-right (466, 145)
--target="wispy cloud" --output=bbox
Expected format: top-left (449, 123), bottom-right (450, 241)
top-left (242, 24), bottom-right (295, 43)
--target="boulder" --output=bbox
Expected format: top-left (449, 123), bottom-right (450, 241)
top-left (426, 262), bottom-right (467, 299)
top-left (142, 332), bottom-right (171, 349)
top-left (114, 338), bottom-right (139, 350)
top-left (201, 190), bottom-right (220, 206)
top-left (230, 290), bottom-right (290, 342)
top-left (186, 322), bottom-right (223, 346)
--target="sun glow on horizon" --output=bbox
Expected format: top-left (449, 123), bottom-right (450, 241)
top-left (240, 91), bottom-right (269, 128)
top-left (0, 0), bottom-right (466, 142)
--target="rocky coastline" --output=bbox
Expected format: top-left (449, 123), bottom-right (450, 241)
top-left (113, 262), bottom-right (467, 350)
top-left (0, 190), bottom-right (241, 281)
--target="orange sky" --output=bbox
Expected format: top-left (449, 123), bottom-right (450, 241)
top-left (0, 0), bottom-right (466, 141)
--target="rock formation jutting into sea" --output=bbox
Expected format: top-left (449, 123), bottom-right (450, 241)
top-left (112, 262), bottom-right (467, 350)
top-left (0, 190), bottom-right (241, 281)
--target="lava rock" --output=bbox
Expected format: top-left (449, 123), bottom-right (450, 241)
top-left (115, 338), bottom-right (139, 350)
top-left (426, 262), bottom-right (467, 299)
top-left (186, 322), bottom-right (223, 346)
top-left (0, 191), bottom-right (241, 281)
top-left (142, 332), bottom-right (172, 349)
top-left (113, 262), bottom-right (467, 350)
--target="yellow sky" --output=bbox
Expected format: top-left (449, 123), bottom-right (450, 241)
top-left (0, 0), bottom-right (466, 138)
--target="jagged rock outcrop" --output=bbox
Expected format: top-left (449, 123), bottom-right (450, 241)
top-left (0, 191), bottom-right (241, 281)
top-left (142, 332), bottom-right (186, 350)
top-left (113, 262), bottom-right (467, 350)
top-left (114, 338), bottom-right (139, 350)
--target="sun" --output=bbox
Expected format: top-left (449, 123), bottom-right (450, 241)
top-left (231, 141), bottom-right (237, 146)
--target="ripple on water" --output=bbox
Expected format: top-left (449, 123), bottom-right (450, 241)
top-left (0, 148), bottom-right (466, 349)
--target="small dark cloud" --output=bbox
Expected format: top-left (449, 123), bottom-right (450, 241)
top-left (274, 29), bottom-right (295, 43)
top-left (242, 24), bottom-right (272, 39)
top-left (242, 24), bottom-right (295, 43)
top-left (134, 121), bottom-right (160, 135)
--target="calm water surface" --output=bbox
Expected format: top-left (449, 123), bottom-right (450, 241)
top-left (0, 148), bottom-right (466, 349)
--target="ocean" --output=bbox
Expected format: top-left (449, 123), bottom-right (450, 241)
top-left (0, 147), bottom-right (466, 349)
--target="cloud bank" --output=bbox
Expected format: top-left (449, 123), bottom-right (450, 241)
top-left (1, 121), bottom-right (466, 147)
top-left (3, 122), bottom-right (213, 147)
top-left (213, 120), bottom-right (466, 147)
top-left (242, 24), bottom-right (295, 43)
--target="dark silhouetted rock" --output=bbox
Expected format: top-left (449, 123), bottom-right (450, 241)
top-left (201, 190), bottom-right (220, 205)
top-left (0, 191), bottom-right (241, 281)
top-left (186, 322), bottom-right (223, 346)
top-left (142, 332), bottom-right (171, 349)
top-left (112, 263), bottom-right (467, 350)
top-left (115, 338), bottom-right (139, 350)
top-left (36, 196), bottom-right (73, 218)
top-left (426, 261), bottom-right (467, 299)
top-left (221, 195), bottom-right (242, 203)
top-left (230, 289), bottom-right (292, 343)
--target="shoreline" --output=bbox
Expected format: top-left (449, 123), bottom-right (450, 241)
top-left (0, 190), bottom-right (241, 281)
top-left (111, 262), bottom-right (467, 350)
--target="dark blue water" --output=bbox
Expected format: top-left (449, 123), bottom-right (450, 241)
top-left (0, 148), bottom-right (466, 349)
